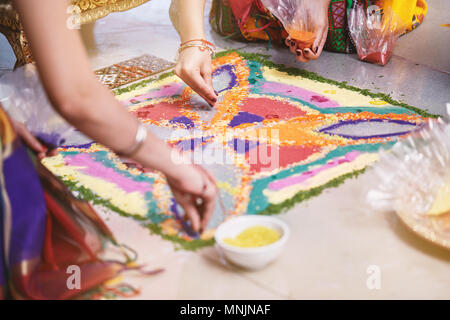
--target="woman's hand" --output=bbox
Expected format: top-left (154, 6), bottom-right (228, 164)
top-left (285, 0), bottom-right (330, 62)
top-left (175, 47), bottom-right (217, 107)
top-left (170, 0), bottom-right (216, 106)
top-left (11, 119), bottom-right (57, 160)
top-left (165, 163), bottom-right (218, 233)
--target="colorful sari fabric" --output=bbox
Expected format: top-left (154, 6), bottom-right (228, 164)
top-left (209, 0), bottom-right (288, 45)
top-left (209, 0), bottom-right (427, 53)
top-left (327, 0), bottom-right (356, 53)
top-left (0, 107), bottom-right (123, 299)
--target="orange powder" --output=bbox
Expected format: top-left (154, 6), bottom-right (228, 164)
top-left (287, 29), bottom-right (316, 50)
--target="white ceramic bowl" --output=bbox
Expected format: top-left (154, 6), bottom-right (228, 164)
top-left (214, 215), bottom-right (289, 270)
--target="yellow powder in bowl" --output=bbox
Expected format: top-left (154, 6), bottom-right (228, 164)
top-left (427, 178), bottom-right (450, 216)
top-left (223, 226), bottom-right (281, 248)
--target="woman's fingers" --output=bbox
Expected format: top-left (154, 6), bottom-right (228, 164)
top-left (312, 26), bottom-right (326, 55)
top-left (286, 38), bottom-right (311, 62)
top-left (174, 48), bottom-right (218, 107)
top-left (295, 49), bottom-right (310, 63)
top-left (285, 36), bottom-right (291, 47)
top-left (197, 169), bottom-right (217, 230)
top-left (286, 36), bottom-right (298, 54)
top-left (183, 71), bottom-right (217, 106)
top-left (201, 66), bottom-right (217, 103)
top-left (190, 165), bottom-right (217, 230)
top-left (12, 120), bottom-right (46, 153)
top-left (48, 149), bottom-right (59, 157)
top-left (317, 27), bottom-right (328, 56)
top-left (194, 164), bottom-right (216, 185)
top-left (173, 188), bottom-right (201, 233)
top-left (304, 26), bottom-right (328, 60)
top-left (201, 182), bottom-right (216, 230)
top-left (302, 48), bottom-right (316, 60)
top-left (167, 164), bottom-right (219, 233)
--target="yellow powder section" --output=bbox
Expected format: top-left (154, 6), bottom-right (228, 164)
top-left (42, 154), bottom-right (149, 217)
top-left (262, 67), bottom-right (381, 107)
top-left (223, 226), bottom-right (281, 248)
top-left (216, 181), bottom-right (240, 196)
top-left (427, 178), bottom-right (450, 216)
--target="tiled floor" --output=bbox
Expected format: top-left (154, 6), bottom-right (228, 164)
top-left (0, 0), bottom-right (449, 299)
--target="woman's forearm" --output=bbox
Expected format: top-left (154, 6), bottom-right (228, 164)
top-left (170, 0), bottom-right (207, 41)
top-left (13, 0), bottom-right (185, 178)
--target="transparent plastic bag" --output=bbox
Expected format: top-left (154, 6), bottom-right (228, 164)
top-left (0, 64), bottom-right (90, 147)
top-left (348, 1), bottom-right (406, 65)
top-left (261, 0), bottom-right (323, 49)
top-left (366, 114), bottom-right (450, 218)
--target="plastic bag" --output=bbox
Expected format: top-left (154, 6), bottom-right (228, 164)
top-left (366, 113), bottom-right (450, 218)
top-left (348, 1), bottom-right (406, 65)
top-left (261, 0), bottom-right (323, 49)
top-left (0, 64), bottom-right (90, 147)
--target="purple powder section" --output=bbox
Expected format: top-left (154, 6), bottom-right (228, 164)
top-left (228, 139), bottom-right (259, 154)
top-left (268, 151), bottom-right (360, 191)
top-left (62, 141), bottom-right (95, 149)
top-left (228, 112), bottom-right (264, 128)
top-left (260, 82), bottom-right (340, 108)
top-left (65, 153), bottom-right (152, 194)
top-left (319, 119), bottom-right (418, 140)
top-left (212, 64), bottom-right (238, 92)
top-left (124, 83), bottom-right (183, 105)
top-left (170, 116), bottom-right (195, 129)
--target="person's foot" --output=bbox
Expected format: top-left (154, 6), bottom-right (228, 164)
top-left (284, 0), bottom-right (331, 63)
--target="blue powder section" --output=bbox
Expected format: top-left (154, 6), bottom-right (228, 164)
top-left (170, 116), bottom-right (195, 129)
top-left (246, 142), bottom-right (395, 214)
top-left (228, 111), bottom-right (264, 127)
top-left (145, 192), bottom-right (168, 224)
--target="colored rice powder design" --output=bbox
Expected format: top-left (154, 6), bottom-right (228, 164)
top-left (42, 51), bottom-right (434, 250)
top-left (223, 226), bottom-right (281, 248)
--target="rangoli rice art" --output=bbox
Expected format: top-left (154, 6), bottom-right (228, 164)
top-left (42, 50), bottom-right (436, 250)
top-left (95, 54), bottom-right (174, 89)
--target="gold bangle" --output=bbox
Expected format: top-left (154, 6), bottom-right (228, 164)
top-left (180, 39), bottom-right (216, 51)
top-left (178, 44), bottom-right (215, 57)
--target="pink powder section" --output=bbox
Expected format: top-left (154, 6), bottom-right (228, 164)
top-left (260, 82), bottom-right (340, 108)
top-left (240, 97), bottom-right (307, 120)
top-left (133, 101), bottom-right (184, 122)
top-left (124, 83), bottom-right (183, 105)
top-left (65, 153), bottom-right (152, 194)
top-left (268, 150), bottom-right (360, 191)
top-left (248, 144), bottom-right (321, 174)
